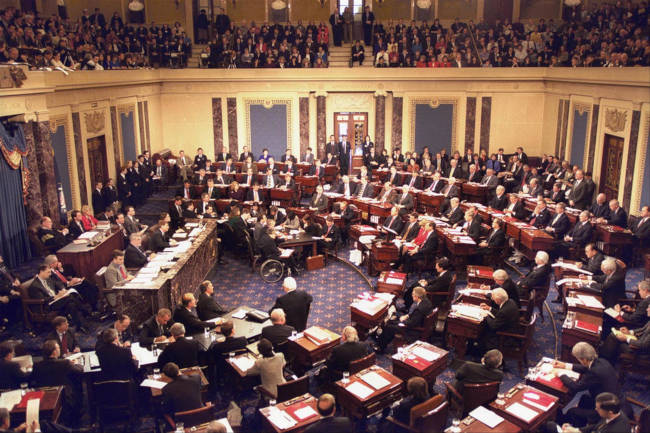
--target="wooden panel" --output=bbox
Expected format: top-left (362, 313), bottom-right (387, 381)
top-left (599, 134), bottom-right (624, 201)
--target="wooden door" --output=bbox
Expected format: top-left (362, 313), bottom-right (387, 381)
top-left (484, 0), bottom-right (513, 24)
top-left (599, 134), bottom-right (624, 200)
top-left (87, 136), bottom-right (109, 184)
top-left (334, 112), bottom-right (368, 154)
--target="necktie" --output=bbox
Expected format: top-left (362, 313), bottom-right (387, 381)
top-left (157, 166), bottom-right (161, 176)
top-left (185, 188), bottom-right (189, 199)
top-left (267, 176), bottom-right (273, 188)
top-left (119, 265), bottom-right (127, 279)
top-left (209, 188), bottom-right (213, 197)
top-left (54, 269), bottom-right (68, 284)
top-left (60, 333), bottom-right (68, 354)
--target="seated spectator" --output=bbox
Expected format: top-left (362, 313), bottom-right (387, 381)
top-left (320, 326), bottom-right (369, 383)
top-left (0, 341), bottom-right (30, 390)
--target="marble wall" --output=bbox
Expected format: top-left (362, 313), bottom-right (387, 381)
top-left (22, 124), bottom-right (44, 226)
top-left (479, 97), bottom-right (491, 150)
top-left (587, 105), bottom-right (599, 174)
top-left (559, 100), bottom-right (570, 160)
top-left (375, 95), bottom-right (385, 153)
top-left (316, 96), bottom-right (326, 158)
top-left (623, 110), bottom-right (641, 209)
top-left (33, 121), bottom-right (59, 220)
top-left (212, 98), bottom-right (224, 155)
top-left (227, 98), bottom-right (238, 157)
top-left (299, 97), bottom-right (309, 158)
top-left (110, 106), bottom-right (121, 170)
top-left (465, 96), bottom-right (476, 153)
top-left (72, 112), bottom-right (88, 206)
top-left (392, 96), bottom-right (403, 150)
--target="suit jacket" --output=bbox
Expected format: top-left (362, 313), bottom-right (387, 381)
top-left (484, 228), bottom-right (506, 249)
top-left (622, 297), bottom-right (650, 328)
top-left (216, 152), bottom-right (231, 162)
top-left (139, 315), bottom-right (171, 347)
top-left (92, 189), bottom-right (105, 213)
top-left (467, 171), bottom-right (482, 183)
top-left (405, 297), bottom-right (434, 329)
top-left (505, 200), bottom-right (529, 220)
top-left (102, 185), bottom-right (117, 207)
top-left (104, 262), bottom-right (128, 289)
top-left (547, 213), bottom-right (571, 239)
top-left (321, 223), bottom-right (342, 247)
top-left (337, 182), bottom-right (358, 197)
top-left (124, 243), bottom-right (148, 268)
top-left (480, 174), bottom-right (499, 188)
top-left (46, 330), bottom-right (79, 357)
top-left (630, 321), bottom-right (650, 351)
top-left (528, 207), bottom-right (551, 228)
top-left (444, 206), bottom-right (464, 226)
top-left (162, 375), bottom-right (203, 414)
top-left (425, 270), bottom-right (453, 294)
top-left (498, 278), bottom-right (520, 307)
top-left (550, 190), bottom-right (566, 203)
top-left (400, 221), bottom-right (420, 242)
top-left (426, 179), bottom-right (445, 194)
top-left (169, 203), bottom-right (185, 229)
top-left (382, 214), bottom-right (404, 234)
top-left (403, 174), bottom-right (423, 190)
top-left (124, 216), bottom-right (142, 235)
top-left (568, 180), bottom-right (591, 210)
top-left (308, 165), bottom-right (325, 178)
top-left (196, 292), bottom-right (227, 321)
top-left (489, 194), bottom-right (508, 211)
top-left (204, 186), bottom-right (220, 200)
top-left (580, 413), bottom-right (630, 433)
top-left (387, 172), bottom-right (401, 186)
top-left (257, 232), bottom-right (281, 260)
top-left (392, 192), bottom-right (414, 210)
top-left (326, 341), bottom-right (369, 372)
top-left (210, 336), bottom-right (247, 357)
top-left (589, 202), bottom-right (610, 219)
top-left (592, 272), bottom-right (626, 308)
top-left (176, 186), bottom-right (197, 200)
top-left (454, 360), bottom-right (504, 392)
top-left (173, 306), bottom-right (216, 335)
top-left (97, 342), bottom-right (138, 380)
top-left (261, 324), bottom-right (295, 349)
top-left (607, 207), bottom-right (628, 228)
top-left (355, 183), bottom-right (374, 198)
top-left (246, 189), bottom-right (265, 202)
top-left (262, 174), bottom-right (281, 188)
top-left (484, 299), bottom-right (519, 335)
top-left (239, 151), bottom-right (253, 162)
top-left (568, 221), bottom-right (594, 246)
top-left (518, 264), bottom-right (551, 291)
top-left (582, 252), bottom-right (605, 275)
top-left (465, 218), bottom-right (482, 243)
top-left (158, 337), bottom-right (200, 369)
top-left (309, 194), bottom-right (328, 212)
top-left (632, 217), bottom-right (650, 247)
top-left (28, 277), bottom-right (62, 303)
top-left (446, 166), bottom-right (464, 180)
top-left (560, 358), bottom-right (620, 400)
top-left (68, 220), bottom-right (85, 240)
top-left (31, 358), bottom-right (82, 388)
top-left (0, 358), bottom-right (30, 389)
top-left (441, 183), bottom-right (459, 198)
top-left (304, 417), bottom-right (353, 433)
top-left (149, 230), bottom-right (170, 253)
top-left (269, 290), bottom-right (313, 332)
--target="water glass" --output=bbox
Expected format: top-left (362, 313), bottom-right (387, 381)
top-left (496, 392), bottom-right (505, 406)
top-left (451, 418), bottom-right (461, 433)
top-left (229, 352), bottom-right (236, 360)
top-left (20, 383), bottom-right (28, 396)
top-left (342, 371), bottom-right (350, 383)
top-left (291, 330), bottom-right (297, 338)
top-left (175, 422), bottom-right (184, 433)
top-left (269, 399), bottom-right (277, 407)
top-left (153, 368), bottom-right (160, 379)
top-left (397, 347), bottom-right (405, 359)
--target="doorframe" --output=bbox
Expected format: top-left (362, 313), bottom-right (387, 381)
top-left (598, 134), bottom-right (624, 200)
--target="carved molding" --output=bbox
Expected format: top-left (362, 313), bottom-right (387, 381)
top-left (48, 114), bottom-right (67, 133)
top-left (116, 104), bottom-right (135, 116)
top-left (604, 108), bottom-right (627, 133)
top-left (83, 110), bottom-right (106, 135)
top-left (409, 97), bottom-right (458, 151)
top-left (574, 103), bottom-right (591, 116)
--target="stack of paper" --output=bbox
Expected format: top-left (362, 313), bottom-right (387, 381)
top-left (469, 406), bottom-right (504, 428)
top-left (267, 409), bottom-right (297, 429)
top-left (353, 299), bottom-right (386, 316)
top-left (231, 309), bottom-right (247, 319)
top-left (345, 381), bottom-right (374, 399)
top-left (232, 356), bottom-right (255, 372)
top-left (131, 343), bottom-right (158, 366)
top-left (292, 405), bottom-right (318, 421)
top-left (576, 295), bottom-right (604, 309)
top-left (0, 390), bottom-right (22, 410)
top-left (506, 402), bottom-right (539, 422)
top-left (412, 346), bottom-right (439, 362)
top-left (140, 379), bottom-right (167, 389)
top-left (451, 304), bottom-right (488, 321)
top-left (360, 372), bottom-right (390, 390)
top-left (77, 231), bottom-right (99, 240)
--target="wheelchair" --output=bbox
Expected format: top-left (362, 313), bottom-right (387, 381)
top-left (259, 258), bottom-right (289, 283)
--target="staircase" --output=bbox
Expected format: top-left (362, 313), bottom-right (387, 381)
top-left (327, 42), bottom-right (373, 68)
top-left (187, 44), bottom-right (206, 68)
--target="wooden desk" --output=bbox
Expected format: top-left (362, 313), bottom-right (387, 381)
top-left (226, 352), bottom-right (259, 378)
top-left (369, 241), bottom-right (399, 276)
top-left (219, 306), bottom-right (272, 342)
top-left (460, 283), bottom-right (491, 305)
top-left (259, 394), bottom-right (322, 433)
top-left (462, 182), bottom-right (490, 204)
top-left (467, 265), bottom-right (494, 285)
top-left (367, 201), bottom-right (393, 224)
top-left (439, 229), bottom-right (477, 272)
top-left (57, 229), bottom-right (124, 280)
top-left (183, 418), bottom-right (233, 433)
top-left (295, 175), bottom-right (318, 195)
top-left (446, 304), bottom-right (484, 359)
top-left (595, 224), bottom-right (634, 256)
top-left (524, 358), bottom-right (573, 406)
top-left (560, 312), bottom-right (602, 362)
top-left (350, 293), bottom-right (394, 339)
top-left (148, 366), bottom-right (208, 397)
top-left (376, 271), bottom-right (407, 296)
top-left (489, 384), bottom-right (559, 433)
top-left (288, 327), bottom-right (340, 369)
top-left (278, 232), bottom-right (319, 258)
top-left (391, 341), bottom-right (448, 387)
top-left (566, 291), bottom-right (604, 318)
top-left (268, 187), bottom-right (296, 207)
top-left (449, 413), bottom-right (521, 433)
top-left (10, 386), bottom-right (63, 426)
top-left (416, 191), bottom-right (444, 214)
top-left (519, 229), bottom-right (555, 260)
top-left (334, 366), bottom-right (403, 420)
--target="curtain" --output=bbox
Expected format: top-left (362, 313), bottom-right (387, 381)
top-left (0, 122), bottom-right (31, 268)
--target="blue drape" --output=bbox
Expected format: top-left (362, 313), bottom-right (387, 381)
top-left (0, 122), bottom-right (32, 268)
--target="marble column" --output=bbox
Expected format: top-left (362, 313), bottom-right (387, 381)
top-left (623, 110), bottom-right (641, 209)
top-left (212, 98), bottom-right (224, 155)
top-left (226, 98), bottom-right (238, 156)
top-left (22, 123), bottom-right (44, 225)
top-left (316, 96), bottom-right (326, 159)
top-left (374, 95), bottom-right (385, 153)
top-left (299, 97), bottom-right (309, 158)
top-left (110, 107), bottom-right (121, 171)
top-left (479, 97), bottom-right (491, 150)
top-left (586, 105), bottom-right (599, 174)
top-left (31, 121), bottom-right (59, 220)
top-left (392, 97), bottom-right (403, 150)
top-left (72, 112), bottom-right (88, 206)
top-left (554, 100), bottom-right (564, 157)
top-left (144, 101), bottom-right (150, 152)
top-left (559, 100), bottom-right (570, 159)
top-left (465, 97), bottom-right (477, 153)
top-left (137, 101), bottom-right (146, 153)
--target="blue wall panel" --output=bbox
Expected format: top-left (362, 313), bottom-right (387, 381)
top-left (414, 104), bottom-right (453, 155)
top-left (641, 131), bottom-right (650, 210)
top-left (120, 113), bottom-right (136, 162)
top-left (250, 105), bottom-right (287, 159)
top-left (51, 125), bottom-right (72, 210)
top-left (570, 109), bottom-right (588, 167)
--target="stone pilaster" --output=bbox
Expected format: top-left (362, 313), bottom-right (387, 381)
top-left (316, 95), bottom-right (326, 158)
top-left (299, 97), bottom-right (309, 158)
top-left (72, 112), bottom-right (88, 206)
top-left (392, 97), bottom-right (403, 150)
top-left (465, 96), bottom-right (477, 153)
top-left (479, 97), bottom-right (491, 150)
top-left (374, 94), bottom-right (386, 153)
top-left (32, 121), bottom-right (59, 220)
top-left (226, 98), bottom-right (238, 156)
top-left (212, 98), bottom-right (224, 155)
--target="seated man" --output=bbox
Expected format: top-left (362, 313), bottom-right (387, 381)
top-left (577, 243), bottom-right (605, 275)
top-left (261, 308), bottom-right (295, 350)
top-left (196, 280), bottom-right (227, 321)
top-left (442, 197), bottom-right (464, 227)
top-left (320, 326), bottom-right (369, 383)
top-left (159, 323), bottom-right (200, 369)
top-left (480, 269), bottom-right (520, 308)
top-left (404, 257), bottom-right (453, 309)
top-left (304, 394), bottom-right (353, 433)
top-left (0, 255), bottom-right (24, 326)
top-left (309, 185), bottom-right (327, 212)
top-left (161, 362), bottom-right (204, 415)
top-left (209, 320), bottom-right (247, 358)
top-left (479, 288), bottom-right (519, 351)
top-left (558, 210), bottom-right (594, 255)
top-left (67, 210), bottom-right (86, 240)
top-left (139, 308), bottom-right (173, 348)
top-left (104, 250), bottom-right (135, 289)
top-left (475, 218), bottom-right (506, 259)
top-left (544, 202), bottom-right (571, 239)
top-left (149, 221), bottom-right (178, 253)
top-left (96, 328), bottom-right (138, 381)
top-left (257, 226), bottom-right (298, 273)
top-left (582, 258), bottom-right (626, 308)
top-left (399, 212), bottom-right (421, 242)
top-left (391, 186), bottom-right (415, 216)
top-left (379, 206), bottom-right (404, 237)
top-left (376, 286), bottom-right (433, 353)
top-left (245, 338), bottom-right (287, 398)
top-left (31, 340), bottom-right (83, 408)
top-left (318, 216), bottom-right (341, 254)
top-left (173, 293), bottom-right (218, 335)
top-left (552, 342), bottom-right (621, 427)
top-left (503, 194), bottom-right (529, 220)
top-left (37, 216), bottom-right (70, 251)
top-left (0, 341), bottom-right (30, 390)
top-left (453, 349), bottom-right (504, 393)
top-left (600, 302), bottom-right (650, 364)
top-left (47, 316), bottom-right (80, 358)
top-left (611, 280), bottom-right (650, 328)
top-left (45, 254), bottom-right (100, 311)
top-left (394, 220), bottom-right (437, 274)
top-left (517, 251), bottom-right (551, 298)
top-left (124, 233), bottom-right (154, 269)
top-left (461, 209), bottom-right (482, 243)
top-left (543, 392), bottom-right (630, 433)
top-left (489, 185), bottom-right (508, 210)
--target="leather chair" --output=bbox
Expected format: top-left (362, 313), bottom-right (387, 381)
top-left (386, 395), bottom-right (449, 433)
top-left (519, 289), bottom-right (536, 321)
top-left (92, 379), bottom-right (137, 433)
top-left (96, 266), bottom-right (119, 312)
top-left (497, 313), bottom-right (538, 375)
top-left (393, 308), bottom-right (439, 349)
top-left (349, 352), bottom-right (376, 375)
top-left (445, 381), bottom-right (500, 418)
top-left (532, 274), bottom-right (552, 322)
top-left (256, 375), bottom-right (310, 404)
top-left (19, 278), bottom-right (56, 330)
top-left (172, 404), bottom-right (216, 429)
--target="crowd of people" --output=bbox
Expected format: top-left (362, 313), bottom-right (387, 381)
top-left (360, 2), bottom-right (649, 67)
top-left (0, 6), bottom-right (192, 70)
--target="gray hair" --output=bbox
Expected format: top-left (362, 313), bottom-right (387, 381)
top-left (129, 233), bottom-right (142, 241)
top-left (283, 277), bottom-right (297, 290)
top-left (492, 269), bottom-right (508, 281)
top-left (571, 342), bottom-right (597, 362)
top-left (496, 185), bottom-right (505, 194)
top-left (270, 308), bottom-right (285, 324)
top-left (601, 258), bottom-right (617, 274)
top-left (170, 322), bottom-right (185, 337)
top-left (535, 251), bottom-right (549, 265)
top-left (205, 420), bottom-right (227, 433)
top-left (491, 288), bottom-right (508, 303)
top-left (639, 280), bottom-right (650, 293)
top-left (44, 254), bottom-right (58, 265)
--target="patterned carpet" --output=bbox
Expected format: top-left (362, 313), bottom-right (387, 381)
top-left (4, 189), bottom-right (648, 432)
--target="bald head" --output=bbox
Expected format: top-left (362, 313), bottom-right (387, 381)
top-left (270, 309), bottom-right (286, 324)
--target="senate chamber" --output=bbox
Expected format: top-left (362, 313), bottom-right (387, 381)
top-left (0, 1), bottom-right (649, 432)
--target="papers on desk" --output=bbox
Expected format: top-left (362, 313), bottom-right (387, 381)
top-left (267, 408), bottom-right (298, 429)
top-left (451, 304), bottom-right (489, 321)
top-left (411, 346), bottom-right (440, 362)
top-left (185, 222), bottom-right (200, 228)
top-left (345, 381), bottom-right (374, 400)
top-left (360, 371), bottom-right (390, 390)
top-left (13, 354), bottom-right (33, 370)
top-left (556, 277), bottom-right (586, 286)
top-left (140, 379), bottom-right (167, 389)
top-left (0, 390), bottom-right (22, 410)
top-left (77, 231), bottom-right (99, 240)
top-left (231, 356), bottom-right (255, 372)
top-left (293, 405), bottom-right (318, 420)
top-left (131, 342), bottom-right (158, 366)
top-left (353, 298), bottom-right (386, 316)
top-left (49, 288), bottom-right (79, 305)
top-left (469, 406), bottom-right (504, 429)
top-left (604, 308), bottom-right (622, 319)
top-left (522, 391), bottom-right (555, 411)
top-left (26, 398), bottom-right (39, 428)
top-left (459, 288), bottom-right (489, 296)
top-left (358, 235), bottom-right (376, 244)
top-left (506, 402), bottom-right (539, 423)
top-left (385, 277), bottom-right (403, 285)
top-left (446, 228), bottom-right (464, 235)
top-left (551, 262), bottom-right (593, 275)
top-left (231, 309), bottom-right (247, 319)
top-left (576, 295), bottom-right (604, 309)
top-left (188, 228), bottom-right (202, 238)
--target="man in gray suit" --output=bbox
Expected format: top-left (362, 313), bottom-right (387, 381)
top-left (176, 150), bottom-right (193, 182)
top-left (105, 250), bottom-right (134, 289)
top-left (124, 206), bottom-right (146, 236)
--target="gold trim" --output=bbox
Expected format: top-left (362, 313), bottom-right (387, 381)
top-left (409, 97), bottom-right (458, 152)
top-left (244, 98), bottom-right (293, 153)
top-left (49, 113), bottom-right (81, 211)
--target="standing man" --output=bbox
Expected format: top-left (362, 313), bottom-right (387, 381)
top-left (338, 134), bottom-right (351, 174)
top-left (329, 8), bottom-right (344, 47)
top-left (269, 277), bottom-right (313, 332)
top-left (362, 6), bottom-right (375, 46)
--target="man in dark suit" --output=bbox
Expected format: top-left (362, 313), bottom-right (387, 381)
top-left (67, 210), bottom-right (85, 240)
top-left (322, 151), bottom-right (337, 166)
top-left (261, 309), bottom-right (295, 349)
top-left (527, 199), bottom-right (552, 228)
top-left (262, 168), bottom-right (280, 189)
top-left (29, 265), bottom-right (87, 331)
top-left (92, 182), bottom-right (105, 213)
top-left (214, 168), bottom-right (232, 185)
top-left (247, 183), bottom-right (265, 203)
top-left (176, 180), bottom-right (195, 201)
top-left (631, 205), bottom-right (650, 248)
top-left (161, 362), bottom-right (204, 415)
top-left (336, 175), bottom-right (357, 198)
top-left (380, 206), bottom-right (404, 236)
top-left (124, 233), bottom-right (151, 269)
top-left (399, 213), bottom-right (421, 242)
top-left (404, 257), bottom-right (453, 309)
top-left (139, 308), bottom-right (172, 347)
top-left (239, 146), bottom-right (253, 162)
top-left (544, 202), bottom-right (571, 239)
top-left (517, 250), bottom-right (551, 296)
top-left (396, 221), bottom-right (438, 274)
top-left (578, 243), bottom-right (605, 275)
top-left (568, 170), bottom-right (591, 210)
top-left (209, 320), bottom-right (247, 358)
top-left (196, 193), bottom-right (213, 216)
top-left (453, 349), bottom-right (504, 393)
top-left (31, 340), bottom-right (83, 409)
top-left (96, 328), bottom-right (138, 381)
top-left (425, 172), bottom-right (445, 194)
top-left (553, 343), bottom-right (621, 427)
top-left (321, 326), bottom-right (369, 383)
top-left (149, 221), bottom-right (172, 253)
top-left (391, 186), bottom-right (415, 215)
top-left (476, 219), bottom-right (506, 260)
top-left (354, 178), bottom-right (374, 198)
top-left (269, 277), bottom-right (313, 332)
top-left (548, 183), bottom-right (566, 203)
top-left (173, 293), bottom-right (218, 335)
top-left (467, 164), bottom-right (482, 183)
top-left (309, 159), bottom-right (326, 179)
top-left (443, 197), bottom-right (464, 226)
top-left (309, 185), bottom-right (328, 212)
top-left (304, 394), bottom-right (353, 433)
top-left (479, 288), bottom-right (520, 350)
top-left (47, 316), bottom-right (80, 357)
top-left (193, 168), bottom-right (208, 186)
top-left (600, 303), bottom-right (650, 364)
top-left (589, 193), bottom-right (610, 219)
top-left (587, 258), bottom-right (626, 308)
top-left (196, 280), bottom-right (227, 321)
top-left (376, 286), bottom-right (433, 353)
top-left (216, 150), bottom-right (231, 162)
top-left (204, 178), bottom-right (220, 200)
top-left (124, 206), bottom-right (145, 236)
top-left (543, 392), bottom-right (630, 433)
top-left (387, 166), bottom-right (401, 186)
top-left (489, 185), bottom-right (508, 210)
top-left (193, 148), bottom-right (207, 170)
top-left (158, 323), bottom-right (200, 369)
top-left (486, 269), bottom-right (520, 307)
top-left (446, 159), bottom-right (464, 179)
top-left (564, 210), bottom-right (594, 248)
top-left (503, 194), bottom-right (529, 220)
top-left (338, 135), bottom-right (351, 174)
top-left (319, 216), bottom-right (342, 254)
top-left (45, 254), bottom-right (100, 311)
top-left (0, 341), bottom-right (30, 390)
top-left (462, 209), bottom-right (483, 243)
top-left (403, 172), bottom-right (422, 190)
